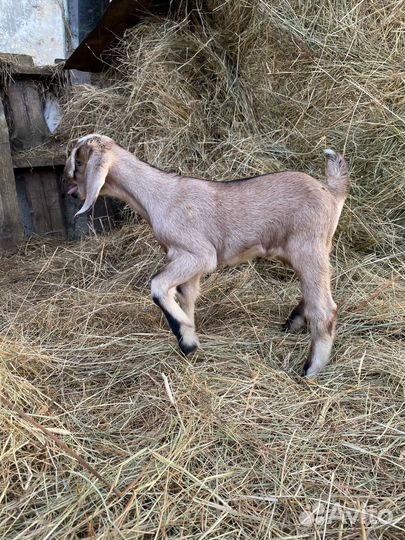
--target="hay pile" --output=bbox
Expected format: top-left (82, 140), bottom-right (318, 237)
top-left (1, 1), bottom-right (404, 538)
top-left (60, 0), bottom-right (404, 252)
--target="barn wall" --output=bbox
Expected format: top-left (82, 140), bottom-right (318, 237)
top-left (0, 0), bottom-right (66, 65)
top-left (0, 1), bottom-right (119, 249)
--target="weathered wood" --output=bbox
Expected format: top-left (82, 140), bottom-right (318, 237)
top-left (6, 80), bottom-right (50, 150)
top-left (0, 54), bottom-right (64, 82)
top-left (0, 100), bottom-right (24, 250)
top-left (0, 101), bottom-right (23, 248)
top-left (0, 53), bottom-right (34, 66)
top-left (14, 172), bottom-right (33, 237)
top-left (23, 168), bottom-right (65, 236)
top-left (12, 151), bottom-right (65, 169)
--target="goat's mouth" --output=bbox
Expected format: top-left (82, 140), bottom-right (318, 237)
top-left (67, 184), bottom-right (79, 197)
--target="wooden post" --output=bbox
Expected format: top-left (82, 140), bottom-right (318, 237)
top-left (0, 99), bottom-right (24, 250)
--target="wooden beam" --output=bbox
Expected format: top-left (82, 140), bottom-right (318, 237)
top-left (64, 0), bottom-right (170, 72)
top-left (0, 100), bottom-right (24, 250)
top-left (0, 52), bottom-right (56, 79)
top-left (12, 152), bottom-right (66, 169)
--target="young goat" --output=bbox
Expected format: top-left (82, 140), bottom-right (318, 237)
top-left (64, 134), bottom-right (350, 376)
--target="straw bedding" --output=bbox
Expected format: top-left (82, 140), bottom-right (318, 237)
top-left (1, 1), bottom-right (404, 538)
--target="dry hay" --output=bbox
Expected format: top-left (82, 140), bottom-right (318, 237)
top-left (1, 226), bottom-right (403, 539)
top-left (1, 0), bottom-right (404, 538)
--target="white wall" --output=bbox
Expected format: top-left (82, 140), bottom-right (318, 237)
top-left (0, 0), bottom-right (66, 65)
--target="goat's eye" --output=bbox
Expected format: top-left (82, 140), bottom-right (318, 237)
top-left (75, 159), bottom-right (82, 167)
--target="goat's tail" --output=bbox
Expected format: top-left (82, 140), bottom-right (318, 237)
top-left (324, 149), bottom-right (350, 200)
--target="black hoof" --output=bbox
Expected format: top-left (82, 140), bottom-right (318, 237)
top-left (179, 341), bottom-right (198, 356)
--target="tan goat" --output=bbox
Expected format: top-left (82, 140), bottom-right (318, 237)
top-left (64, 134), bottom-right (350, 376)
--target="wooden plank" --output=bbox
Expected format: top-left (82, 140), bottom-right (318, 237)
top-left (24, 169), bottom-right (65, 236)
top-left (0, 99), bottom-right (24, 250)
top-left (14, 171), bottom-right (34, 237)
top-left (6, 80), bottom-right (50, 150)
top-left (0, 53), bottom-right (34, 66)
top-left (24, 172), bottom-right (49, 234)
top-left (42, 172), bottom-right (66, 236)
top-left (0, 53), bottom-right (58, 79)
top-left (12, 152), bottom-right (65, 169)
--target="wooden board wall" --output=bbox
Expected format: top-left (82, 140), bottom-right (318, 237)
top-left (0, 100), bottom-right (24, 250)
top-left (0, 53), bottom-right (118, 249)
top-left (19, 168), bottom-right (65, 235)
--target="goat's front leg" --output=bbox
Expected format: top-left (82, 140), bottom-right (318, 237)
top-left (176, 274), bottom-right (201, 325)
top-left (151, 254), bottom-right (212, 355)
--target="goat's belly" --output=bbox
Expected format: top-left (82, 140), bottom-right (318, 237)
top-left (223, 244), bottom-right (266, 267)
top-left (221, 245), bottom-right (291, 268)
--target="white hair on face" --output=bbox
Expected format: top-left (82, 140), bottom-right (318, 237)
top-left (77, 134), bottom-right (113, 145)
top-left (65, 146), bottom-right (78, 178)
top-left (77, 134), bottom-right (98, 144)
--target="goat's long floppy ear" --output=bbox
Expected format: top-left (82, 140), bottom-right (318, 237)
top-left (75, 149), bottom-right (109, 217)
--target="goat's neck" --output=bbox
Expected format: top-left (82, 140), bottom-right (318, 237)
top-left (108, 148), bottom-right (176, 224)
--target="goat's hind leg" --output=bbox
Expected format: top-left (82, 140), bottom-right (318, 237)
top-left (292, 253), bottom-right (337, 377)
top-left (282, 298), bottom-right (306, 333)
top-left (302, 303), bottom-right (336, 377)
top-left (302, 287), bottom-right (337, 377)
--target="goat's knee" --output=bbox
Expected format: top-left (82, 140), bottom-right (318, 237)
top-left (303, 302), bottom-right (337, 377)
top-left (151, 275), bottom-right (170, 303)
